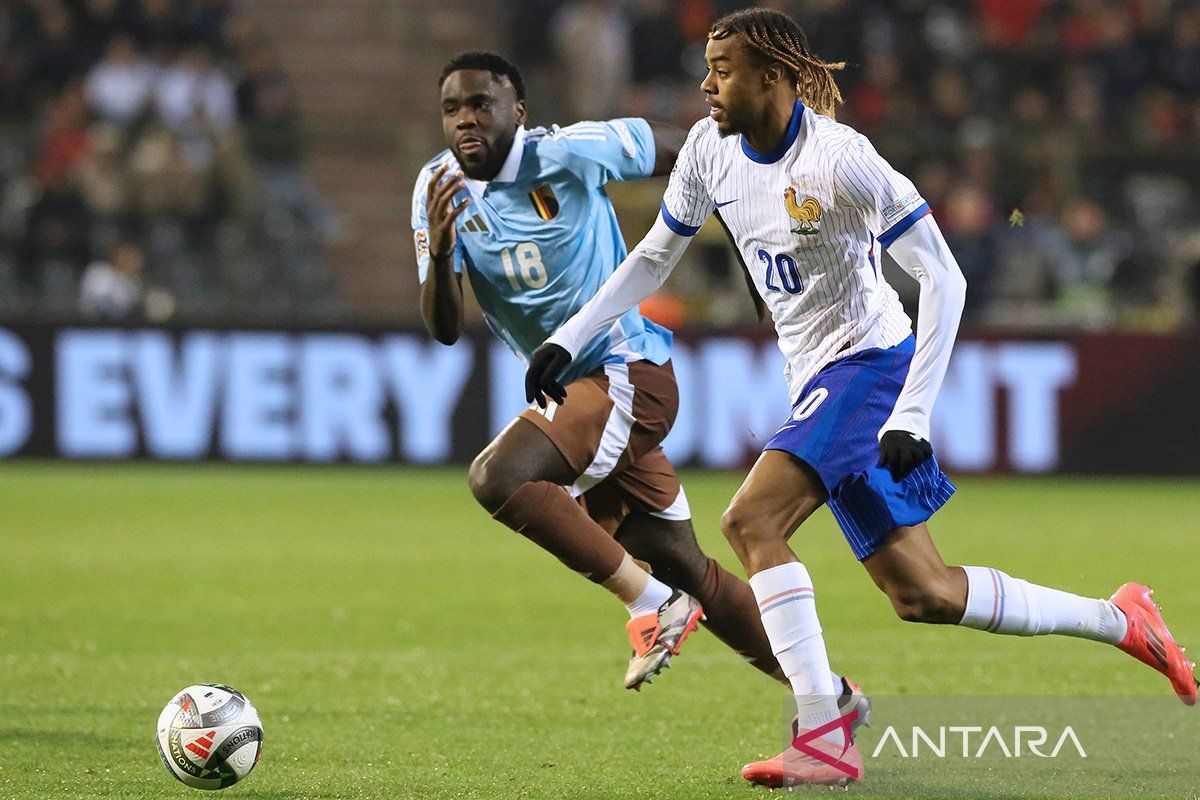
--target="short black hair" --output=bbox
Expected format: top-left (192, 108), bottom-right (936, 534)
top-left (438, 51), bottom-right (526, 101)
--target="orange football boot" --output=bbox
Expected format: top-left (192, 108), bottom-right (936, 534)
top-left (742, 736), bottom-right (864, 788)
top-left (746, 703), bottom-right (865, 788)
top-left (1111, 582), bottom-right (1198, 705)
top-left (624, 589), bottom-right (703, 690)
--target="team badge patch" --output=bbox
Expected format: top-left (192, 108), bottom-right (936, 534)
top-left (529, 185), bottom-right (560, 220)
top-left (881, 190), bottom-right (923, 228)
top-left (784, 187), bottom-right (821, 236)
top-left (414, 229), bottom-right (429, 260)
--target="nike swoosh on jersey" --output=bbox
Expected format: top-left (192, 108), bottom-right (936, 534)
top-left (714, 199), bottom-right (738, 208)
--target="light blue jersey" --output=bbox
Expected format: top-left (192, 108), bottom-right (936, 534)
top-left (411, 118), bottom-right (672, 385)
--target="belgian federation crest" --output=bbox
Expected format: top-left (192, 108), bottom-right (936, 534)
top-left (784, 187), bottom-right (821, 236)
top-left (529, 184), bottom-right (560, 220)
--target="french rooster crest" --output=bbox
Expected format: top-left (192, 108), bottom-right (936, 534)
top-left (784, 187), bottom-right (821, 235)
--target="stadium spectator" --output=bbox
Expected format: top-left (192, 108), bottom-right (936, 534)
top-left (85, 33), bottom-right (157, 126)
top-left (76, 0), bottom-right (138, 64)
top-left (1054, 198), bottom-right (1134, 326)
top-left (939, 184), bottom-right (1000, 322)
top-left (551, 0), bottom-right (631, 119)
top-left (976, 0), bottom-right (1050, 51)
top-left (236, 45), bottom-right (301, 166)
top-left (34, 80), bottom-right (91, 188)
top-left (28, 1), bottom-right (88, 100)
top-left (74, 122), bottom-right (131, 251)
top-left (19, 170), bottom-right (89, 306)
top-left (153, 44), bottom-right (236, 136)
top-left (79, 237), bottom-right (144, 318)
top-left (0, 2), bottom-right (42, 120)
top-left (1157, 4), bottom-right (1200, 97)
top-left (630, 0), bottom-right (686, 84)
top-left (131, 0), bottom-right (191, 56)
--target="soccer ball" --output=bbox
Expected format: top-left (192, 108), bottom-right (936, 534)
top-left (156, 684), bottom-right (263, 790)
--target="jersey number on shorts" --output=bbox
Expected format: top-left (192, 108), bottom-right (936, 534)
top-left (757, 249), bottom-right (804, 295)
top-left (501, 242), bottom-right (548, 291)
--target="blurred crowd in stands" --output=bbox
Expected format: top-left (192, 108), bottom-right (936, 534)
top-left (6, 0), bottom-right (1200, 331)
top-left (513, 0), bottom-right (1200, 330)
top-left (0, 0), bottom-right (336, 321)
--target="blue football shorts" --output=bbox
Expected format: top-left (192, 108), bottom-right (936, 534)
top-left (762, 334), bottom-right (956, 560)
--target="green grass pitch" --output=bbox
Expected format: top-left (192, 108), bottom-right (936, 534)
top-left (2, 463), bottom-right (1198, 799)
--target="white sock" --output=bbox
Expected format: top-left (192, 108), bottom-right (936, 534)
top-left (959, 566), bottom-right (1127, 644)
top-left (625, 576), bottom-right (672, 618)
top-left (603, 553), bottom-right (674, 619)
top-left (750, 562), bottom-right (845, 749)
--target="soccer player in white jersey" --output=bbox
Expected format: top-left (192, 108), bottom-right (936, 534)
top-left (526, 8), bottom-right (1197, 788)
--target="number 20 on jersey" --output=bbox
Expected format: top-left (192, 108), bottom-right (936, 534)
top-left (757, 249), bottom-right (804, 295)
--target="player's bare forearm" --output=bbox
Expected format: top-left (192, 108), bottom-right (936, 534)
top-left (647, 121), bottom-right (687, 177)
top-left (420, 256), bottom-right (464, 345)
top-left (419, 164), bottom-right (471, 344)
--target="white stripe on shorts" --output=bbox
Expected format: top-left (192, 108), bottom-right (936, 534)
top-left (569, 362), bottom-right (635, 496)
top-left (649, 485), bottom-right (691, 521)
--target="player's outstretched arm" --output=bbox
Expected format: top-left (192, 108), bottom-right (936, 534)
top-left (877, 214), bottom-right (967, 480)
top-left (419, 166), bottom-right (469, 345)
top-left (646, 122), bottom-right (687, 177)
top-left (525, 215), bottom-right (693, 407)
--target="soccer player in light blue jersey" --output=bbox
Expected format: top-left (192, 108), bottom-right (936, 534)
top-left (412, 52), bottom-right (867, 710)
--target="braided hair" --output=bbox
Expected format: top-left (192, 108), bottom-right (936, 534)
top-left (709, 8), bottom-right (845, 117)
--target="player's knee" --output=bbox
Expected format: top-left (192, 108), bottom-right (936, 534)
top-left (720, 504), bottom-right (771, 558)
top-left (887, 580), bottom-right (963, 624)
top-left (467, 451), bottom-right (521, 514)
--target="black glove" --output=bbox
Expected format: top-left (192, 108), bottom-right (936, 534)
top-left (877, 430), bottom-right (933, 482)
top-left (525, 343), bottom-right (572, 408)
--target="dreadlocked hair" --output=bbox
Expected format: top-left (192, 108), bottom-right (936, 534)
top-left (709, 8), bottom-right (845, 117)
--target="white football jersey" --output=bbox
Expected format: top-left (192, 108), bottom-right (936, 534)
top-left (662, 100), bottom-right (930, 400)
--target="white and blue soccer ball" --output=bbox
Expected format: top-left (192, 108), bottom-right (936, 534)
top-left (156, 684), bottom-right (263, 790)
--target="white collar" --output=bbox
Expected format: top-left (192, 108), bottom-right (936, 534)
top-left (491, 125), bottom-right (525, 183)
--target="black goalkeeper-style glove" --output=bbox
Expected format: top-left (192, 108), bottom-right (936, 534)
top-left (877, 430), bottom-right (933, 482)
top-left (525, 343), bottom-right (572, 408)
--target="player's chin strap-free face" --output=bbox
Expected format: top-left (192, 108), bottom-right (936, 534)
top-left (440, 70), bottom-right (526, 181)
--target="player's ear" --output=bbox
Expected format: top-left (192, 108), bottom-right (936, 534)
top-left (515, 100), bottom-right (527, 125)
top-left (763, 61), bottom-right (786, 88)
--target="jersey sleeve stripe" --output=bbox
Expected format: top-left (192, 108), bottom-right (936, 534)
top-left (660, 202), bottom-right (701, 237)
top-left (878, 202), bottom-right (931, 248)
